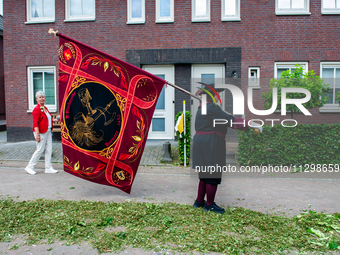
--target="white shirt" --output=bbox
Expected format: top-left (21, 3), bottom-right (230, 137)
top-left (45, 110), bottom-right (52, 129)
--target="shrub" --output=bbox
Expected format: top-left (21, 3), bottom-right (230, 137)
top-left (237, 124), bottom-right (340, 166)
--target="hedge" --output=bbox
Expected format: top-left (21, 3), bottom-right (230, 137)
top-left (237, 124), bottom-right (340, 166)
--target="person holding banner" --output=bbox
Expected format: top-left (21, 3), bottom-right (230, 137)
top-left (192, 83), bottom-right (262, 214)
top-left (25, 91), bottom-right (59, 175)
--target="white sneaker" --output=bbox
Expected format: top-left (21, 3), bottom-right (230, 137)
top-left (25, 166), bottom-right (36, 175)
top-left (45, 168), bottom-right (58, 174)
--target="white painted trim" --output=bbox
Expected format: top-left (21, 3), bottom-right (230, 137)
top-left (192, 0), bottom-right (210, 22)
top-left (275, 0), bottom-right (310, 15)
top-left (274, 62), bottom-right (308, 78)
top-left (127, 0), bottom-right (145, 24)
top-left (26, 0), bottom-right (55, 23)
top-left (64, 0), bottom-right (96, 22)
top-left (143, 65), bottom-right (175, 140)
top-left (221, 0), bottom-right (241, 21)
top-left (321, 0), bottom-right (340, 14)
top-left (27, 66), bottom-right (57, 112)
top-left (156, 0), bottom-right (174, 23)
top-left (248, 67), bottom-right (260, 87)
top-left (319, 105), bottom-right (340, 112)
top-left (320, 62), bottom-right (340, 109)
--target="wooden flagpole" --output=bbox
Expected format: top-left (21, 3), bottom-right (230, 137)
top-left (166, 81), bottom-right (201, 101)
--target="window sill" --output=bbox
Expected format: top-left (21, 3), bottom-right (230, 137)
top-left (248, 85), bottom-right (261, 89)
top-left (222, 17), bottom-right (241, 21)
top-left (25, 20), bottom-right (55, 24)
top-left (276, 11), bottom-right (311, 15)
top-left (322, 10), bottom-right (340, 14)
top-left (27, 107), bottom-right (57, 113)
top-left (192, 19), bottom-right (211, 23)
top-left (155, 20), bottom-right (174, 23)
top-left (127, 20), bottom-right (145, 24)
top-left (64, 17), bottom-right (95, 22)
top-left (319, 105), bottom-right (340, 113)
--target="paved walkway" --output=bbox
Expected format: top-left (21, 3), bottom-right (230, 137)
top-left (0, 131), bottom-right (174, 166)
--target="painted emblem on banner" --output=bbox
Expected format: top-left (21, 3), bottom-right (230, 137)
top-left (63, 82), bottom-right (122, 151)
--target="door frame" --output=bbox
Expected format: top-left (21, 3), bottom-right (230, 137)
top-left (143, 65), bottom-right (175, 140)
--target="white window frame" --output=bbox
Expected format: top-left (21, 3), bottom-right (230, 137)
top-left (248, 67), bottom-right (260, 87)
top-left (192, 0), bottom-right (210, 22)
top-left (156, 0), bottom-right (174, 23)
top-left (0, 0), bottom-right (3, 16)
top-left (27, 66), bottom-right (57, 113)
top-left (275, 0), bottom-right (310, 15)
top-left (127, 0), bottom-right (145, 24)
top-left (319, 62), bottom-right (340, 113)
top-left (65, 0), bottom-right (96, 22)
top-left (26, 0), bottom-right (55, 24)
top-left (222, 0), bottom-right (241, 21)
top-left (274, 62), bottom-right (308, 78)
top-left (321, 0), bottom-right (340, 14)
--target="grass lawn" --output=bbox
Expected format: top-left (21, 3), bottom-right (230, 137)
top-left (0, 198), bottom-right (339, 254)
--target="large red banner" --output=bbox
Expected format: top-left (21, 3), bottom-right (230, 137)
top-left (58, 34), bottom-right (166, 193)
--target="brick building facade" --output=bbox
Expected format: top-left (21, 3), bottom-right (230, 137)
top-left (3, 0), bottom-right (340, 142)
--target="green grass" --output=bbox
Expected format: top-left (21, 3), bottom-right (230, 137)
top-left (0, 198), bottom-right (339, 254)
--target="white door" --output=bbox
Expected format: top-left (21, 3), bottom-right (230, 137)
top-left (143, 65), bottom-right (175, 140)
top-left (191, 64), bottom-right (225, 134)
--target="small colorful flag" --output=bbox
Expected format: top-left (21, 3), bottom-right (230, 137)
top-left (175, 113), bottom-right (184, 136)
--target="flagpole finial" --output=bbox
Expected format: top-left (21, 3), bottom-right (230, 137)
top-left (48, 28), bottom-right (59, 36)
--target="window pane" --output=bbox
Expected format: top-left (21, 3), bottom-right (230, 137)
top-left (31, 0), bottom-right (42, 18)
top-left (70, 0), bottom-right (81, 16)
top-left (45, 72), bottom-right (55, 105)
top-left (160, 0), bottom-right (171, 17)
top-left (33, 72), bottom-right (43, 105)
top-left (196, 0), bottom-right (207, 16)
top-left (292, 0), bottom-right (304, 8)
top-left (337, 0), bottom-right (340, 8)
top-left (324, 0), bottom-right (335, 8)
top-left (323, 68), bottom-right (334, 104)
top-left (132, 0), bottom-right (142, 18)
top-left (201, 74), bottom-right (215, 85)
top-left (152, 118), bottom-right (165, 132)
top-left (43, 0), bottom-right (54, 17)
top-left (155, 74), bottom-right (165, 110)
top-left (83, 0), bottom-right (94, 15)
top-left (225, 0), bottom-right (236, 15)
top-left (278, 0), bottom-right (290, 8)
top-left (335, 69), bottom-right (340, 104)
top-left (277, 68), bottom-right (288, 78)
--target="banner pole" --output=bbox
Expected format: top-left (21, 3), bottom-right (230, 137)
top-left (48, 28), bottom-right (59, 36)
top-left (167, 82), bottom-right (201, 101)
top-left (183, 100), bottom-right (186, 167)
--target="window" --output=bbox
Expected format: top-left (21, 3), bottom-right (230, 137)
top-left (320, 63), bottom-right (340, 112)
top-left (28, 66), bottom-right (57, 112)
top-left (322, 0), bottom-right (340, 14)
top-left (222, 0), bottom-right (240, 21)
top-left (192, 0), bottom-right (210, 22)
top-left (26, 0), bottom-right (55, 23)
top-left (274, 62), bottom-right (308, 78)
top-left (156, 0), bottom-right (174, 23)
top-left (275, 0), bottom-right (310, 15)
top-left (127, 0), bottom-right (145, 24)
top-left (248, 67), bottom-right (260, 87)
top-left (65, 0), bottom-right (95, 22)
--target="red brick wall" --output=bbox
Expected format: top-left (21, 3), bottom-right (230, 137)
top-left (3, 0), bottom-right (340, 129)
top-left (0, 35), bottom-right (4, 119)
